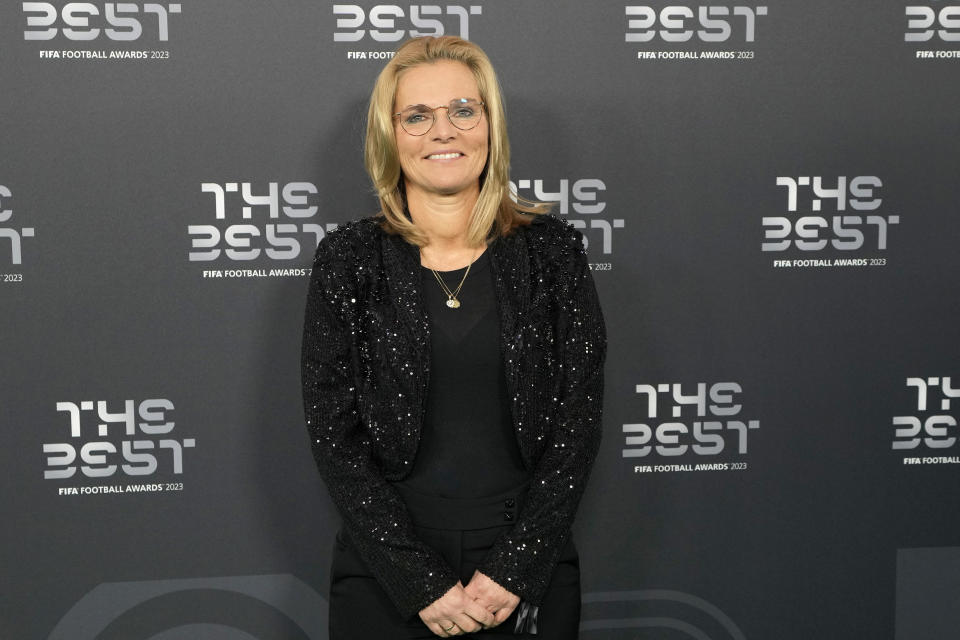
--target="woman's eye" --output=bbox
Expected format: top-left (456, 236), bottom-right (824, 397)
top-left (453, 108), bottom-right (475, 118)
top-left (405, 112), bottom-right (429, 124)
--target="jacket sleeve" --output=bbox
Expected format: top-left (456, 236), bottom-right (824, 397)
top-left (477, 222), bottom-right (607, 605)
top-left (301, 231), bottom-right (460, 620)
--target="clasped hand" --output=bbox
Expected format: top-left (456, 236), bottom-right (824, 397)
top-left (418, 570), bottom-right (520, 637)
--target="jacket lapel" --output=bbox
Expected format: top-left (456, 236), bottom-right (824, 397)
top-left (381, 230), bottom-right (431, 353)
top-left (379, 222), bottom-right (532, 461)
top-left (489, 228), bottom-right (530, 346)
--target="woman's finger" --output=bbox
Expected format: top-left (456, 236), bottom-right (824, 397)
top-left (451, 610), bottom-right (483, 634)
top-left (443, 620), bottom-right (461, 636)
top-left (464, 599), bottom-right (496, 628)
top-left (493, 604), bottom-right (516, 624)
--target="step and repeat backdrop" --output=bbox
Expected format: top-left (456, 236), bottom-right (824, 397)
top-left (2, 1), bottom-right (958, 638)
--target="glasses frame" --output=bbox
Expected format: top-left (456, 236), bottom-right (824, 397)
top-left (393, 99), bottom-right (485, 136)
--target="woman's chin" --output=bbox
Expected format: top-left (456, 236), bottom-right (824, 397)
top-left (430, 179), bottom-right (480, 198)
top-left (404, 173), bottom-right (482, 200)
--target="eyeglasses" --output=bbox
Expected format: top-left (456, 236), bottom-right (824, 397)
top-left (393, 98), bottom-right (485, 136)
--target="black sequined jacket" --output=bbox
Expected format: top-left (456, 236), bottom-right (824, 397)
top-left (301, 212), bottom-right (606, 621)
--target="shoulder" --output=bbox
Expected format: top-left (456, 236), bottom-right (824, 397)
top-left (514, 213), bottom-right (588, 269)
top-left (311, 215), bottom-right (384, 268)
top-left (308, 215), bottom-right (386, 304)
top-left (315, 215), bottom-right (382, 255)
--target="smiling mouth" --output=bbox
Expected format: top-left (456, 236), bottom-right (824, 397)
top-left (426, 152), bottom-right (464, 160)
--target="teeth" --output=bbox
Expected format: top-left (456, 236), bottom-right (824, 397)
top-left (427, 153), bottom-right (462, 159)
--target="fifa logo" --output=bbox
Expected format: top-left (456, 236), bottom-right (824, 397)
top-left (22, 2), bottom-right (181, 41)
top-left (893, 377), bottom-right (959, 451)
top-left (623, 382), bottom-right (760, 458)
top-left (189, 181), bottom-right (335, 262)
top-left (626, 5), bottom-right (768, 43)
top-left (333, 4), bottom-right (482, 42)
top-left (42, 399), bottom-right (196, 479)
top-left (762, 176), bottom-right (900, 253)
top-left (905, 5), bottom-right (960, 41)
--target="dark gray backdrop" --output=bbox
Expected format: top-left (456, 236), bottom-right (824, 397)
top-left (2, 1), bottom-right (959, 638)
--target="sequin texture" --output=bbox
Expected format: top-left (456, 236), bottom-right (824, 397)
top-left (301, 213), bottom-right (607, 620)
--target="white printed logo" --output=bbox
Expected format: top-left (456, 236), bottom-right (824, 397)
top-left (188, 181), bottom-right (334, 277)
top-left (764, 176), bottom-right (900, 269)
top-left (23, 2), bottom-right (181, 41)
top-left (334, 4), bottom-right (482, 59)
top-left (894, 377), bottom-right (959, 465)
top-left (42, 398), bottom-right (196, 486)
top-left (623, 381), bottom-right (760, 473)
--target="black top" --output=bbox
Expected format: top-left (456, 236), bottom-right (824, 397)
top-left (399, 247), bottom-right (529, 498)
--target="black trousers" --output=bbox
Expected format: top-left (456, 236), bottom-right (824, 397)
top-left (329, 482), bottom-right (581, 639)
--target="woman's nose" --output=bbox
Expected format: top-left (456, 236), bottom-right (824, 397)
top-left (431, 109), bottom-right (457, 139)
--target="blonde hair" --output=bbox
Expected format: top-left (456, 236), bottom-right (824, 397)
top-left (364, 35), bottom-right (546, 247)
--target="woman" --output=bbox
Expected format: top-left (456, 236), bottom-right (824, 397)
top-left (301, 35), bottom-right (606, 638)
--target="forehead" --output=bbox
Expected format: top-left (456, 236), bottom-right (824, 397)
top-left (394, 60), bottom-right (479, 108)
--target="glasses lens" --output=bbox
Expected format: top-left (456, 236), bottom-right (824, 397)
top-left (447, 99), bottom-right (482, 130)
top-left (399, 107), bottom-right (435, 136)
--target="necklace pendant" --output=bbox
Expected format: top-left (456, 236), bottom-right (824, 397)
top-left (446, 298), bottom-right (461, 309)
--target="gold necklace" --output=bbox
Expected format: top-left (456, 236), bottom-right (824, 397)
top-left (428, 247), bottom-right (481, 309)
